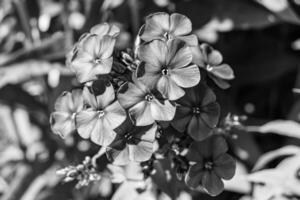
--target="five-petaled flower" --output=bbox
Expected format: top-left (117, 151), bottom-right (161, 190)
top-left (117, 76), bottom-right (176, 126)
top-left (67, 23), bottom-right (120, 68)
top-left (70, 34), bottom-right (116, 83)
top-left (76, 84), bottom-right (126, 146)
top-left (192, 43), bottom-right (234, 89)
top-left (50, 89), bottom-right (83, 138)
top-left (185, 135), bottom-right (236, 196)
top-left (106, 118), bottom-right (157, 165)
top-left (140, 12), bottom-right (198, 46)
top-left (137, 39), bottom-right (200, 101)
top-left (171, 83), bottom-right (220, 141)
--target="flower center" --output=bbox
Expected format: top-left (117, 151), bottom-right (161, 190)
top-left (163, 32), bottom-right (171, 40)
top-left (71, 112), bottom-right (76, 120)
top-left (145, 94), bottom-right (154, 102)
top-left (206, 64), bottom-right (213, 71)
top-left (124, 132), bottom-right (140, 144)
top-left (204, 161), bottom-right (213, 170)
top-left (192, 107), bottom-right (201, 114)
top-left (94, 58), bottom-right (102, 64)
top-left (161, 68), bottom-right (169, 76)
top-left (97, 110), bottom-right (105, 118)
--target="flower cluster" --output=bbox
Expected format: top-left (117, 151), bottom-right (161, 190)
top-left (51, 12), bottom-right (236, 196)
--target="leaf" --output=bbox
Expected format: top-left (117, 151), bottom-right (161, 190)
top-left (247, 120), bottom-right (300, 139)
top-left (253, 145), bottom-right (300, 171)
top-left (0, 60), bottom-right (73, 88)
top-left (224, 161), bottom-right (251, 194)
top-left (254, 0), bottom-right (300, 25)
top-left (247, 154), bottom-right (300, 198)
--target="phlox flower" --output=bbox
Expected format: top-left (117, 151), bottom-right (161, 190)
top-left (140, 12), bottom-right (198, 46)
top-left (137, 39), bottom-right (200, 101)
top-left (117, 76), bottom-right (176, 126)
top-left (50, 89), bottom-right (83, 138)
top-left (66, 23), bottom-right (120, 69)
top-left (76, 84), bottom-right (126, 146)
top-left (171, 83), bottom-right (220, 141)
top-left (185, 135), bottom-right (236, 196)
top-left (106, 118), bottom-right (157, 165)
top-left (192, 43), bottom-right (234, 89)
top-left (70, 34), bottom-right (116, 83)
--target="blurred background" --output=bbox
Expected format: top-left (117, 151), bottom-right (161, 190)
top-left (1, 0), bottom-right (300, 199)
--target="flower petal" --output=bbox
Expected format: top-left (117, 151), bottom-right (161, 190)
top-left (96, 35), bottom-right (116, 59)
top-left (170, 13), bottom-right (192, 36)
top-left (211, 135), bottom-right (228, 159)
top-left (96, 84), bottom-right (115, 109)
top-left (203, 44), bottom-right (223, 66)
top-left (76, 109), bottom-right (98, 139)
top-left (118, 82), bottom-right (146, 109)
top-left (129, 101), bottom-right (155, 126)
top-left (150, 99), bottom-right (176, 122)
top-left (90, 23), bottom-right (110, 37)
top-left (200, 102), bottom-right (220, 128)
top-left (140, 12), bottom-right (170, 42)
top-left (128, 141), bottom-right (154, 163)
top-left (93, 57), bottom-right (113, 75)
top-left (191, 45), bottom-right (206, 67)
top-left (50, 111), bottom-right (74, 137)
top-left (177, 34), bottom-right (198, 46)
top-left (82, 35), bottom-right (98, 56)
top-left (208, 74), bottom-right (231, 89)
top-left (106, 147), bottom-right (130, 165)
top-left (71, 89), bottom-right (84, 112)
top-left (82, 87), bottom-right (98, 109)
top-left (54, 91), bottom-right (73, 112)
top-left (137, 64), bottom-right (161, 89)
top-left (91, 118), bottom-right (117, 146)
top-left (210, 64), bottom-right (234, 80)
top-left (185, 163), bottom-right (205, 188)
top-left (157, 76), bottom-right (185, 100)
top-left (202, 171), bottom-right (224, 196)
top-left (171, 106), bottom-right (192, 132)
top-left (187, 115), bottom-right (213, 141)
top-left (186, 141), bottom-right (206, 162)
top-left (213, 153), bottom-right (236, 180)
top-left (138, 40), bottom-right (167, 67)
top-left (170, 64), bottom-right (200, 88)
top-left (167, 40), bottom-right (192, 69)
top-left (104, 100), bottom-right (127, 129)
top-left (201, 85), bottom-right (217, 106)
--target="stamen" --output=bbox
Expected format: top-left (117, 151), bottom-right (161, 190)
top-left (192, 107), bottom-right (201, 114)
top-left (94, 58), bottom-right (102, 64)
top-left (97, 110), bottom-right (105, 118)
top-left (161, 68), bottom-right (169, 76)
top-left (204, 161), bottom-right (213, 170)
top-left (206, 64), bottom-right (213, 71)
top-left (145, 94), bottom-right (154, 102)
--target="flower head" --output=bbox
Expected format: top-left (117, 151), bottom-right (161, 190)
top-left (185, 135), bottom-right (236, 196)
top-left (75, 84), bottom-right (126, 146)
top-left (69, 29), bottom-right (117, 83)
top-left (192, 43), bottom-right (234, 89)
top-left (171, 83), bottom-right (220, 141)
top-left (106, 119), bottom-right (157, 165)
top-left (117, 76), bottom-right (176, 126)
top-left (50, 89), bottom-right (83, 138)
top-left (140, 12), bottom-right (198, 46)
top-left (137, 39), bottom-right (200, 100)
